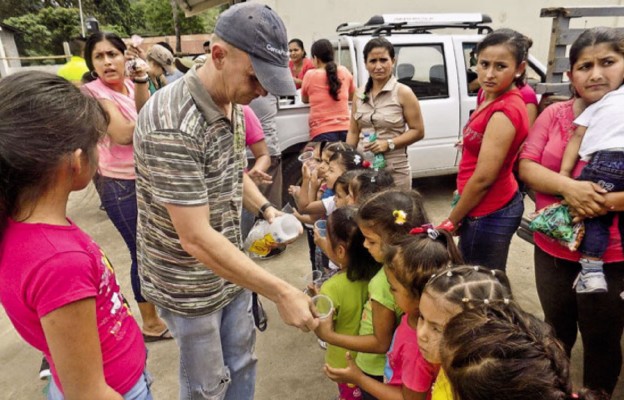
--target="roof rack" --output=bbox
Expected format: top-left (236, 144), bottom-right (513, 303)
top-left (336, 13), bottom-right (493, 36)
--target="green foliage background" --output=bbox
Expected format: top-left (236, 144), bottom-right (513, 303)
top-left (1, 0), bottom-right (224, 59)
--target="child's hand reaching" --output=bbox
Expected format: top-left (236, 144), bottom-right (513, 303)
top-left (288, 185), bottom-right (301, 196)
top-left (314, 309), bottom-right (335, 341)
top-left (324, 352), bottom-right (364, 385)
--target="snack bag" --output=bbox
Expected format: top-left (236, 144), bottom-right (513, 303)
top-left (528, 203), bottom-right (585, 251)
top-left (244, 220), bottom-right (276, 258)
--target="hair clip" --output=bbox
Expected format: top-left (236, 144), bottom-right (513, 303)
top-left (503, 298), bottom-right (510, 305)
top-left (371, 175), bottom-right (376, 183)
top-left (393, 210), bottom-right (407, 225)
top-left (473, 266), bottom-right (479, 271)
top-left (427, 228), bottom-right (439, 240)
top-left (483, 299), bottom-right (490, 305)
top-left (490, 269), bottom-right (496, 276)
top-left (353, 154), bottom-right (362, 166)
top-left (446, 270), bottom-right (453, 277)
top-left (362, 160), bottom-right (371, 169)
top-left (409, 223), bottom-right (433, 235)
top-left (462, 297), bottom-right (470, 303)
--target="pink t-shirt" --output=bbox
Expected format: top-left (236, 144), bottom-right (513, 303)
top-left (384, 314), bottom-right (439, 397)
top-left (289, 58), bottom-right (315, 89)
top-left (520, 99), bottom-right (624, 262)
top-left (0, 219), bottom-right (145, 395)
top-left (458, 88), bottom-right (529, 216)
top-left (243, 105), bottom-right (265, 146)
top-left (301, 65), bottom-right (355, 138)
top-left (82, 78), bottom-right (137, 180)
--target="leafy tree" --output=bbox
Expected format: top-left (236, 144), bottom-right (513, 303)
top-left (5, 7), bottom-right (82, 57)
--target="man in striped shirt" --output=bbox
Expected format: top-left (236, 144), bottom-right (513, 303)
top-left (134, 4), bottom-right (318, 399)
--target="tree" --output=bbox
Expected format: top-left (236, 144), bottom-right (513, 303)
top-left (5, 7), bottom-right (82, 57)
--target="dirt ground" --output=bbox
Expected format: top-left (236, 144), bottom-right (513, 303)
top-left (0, 175), bottom-right (622, 399)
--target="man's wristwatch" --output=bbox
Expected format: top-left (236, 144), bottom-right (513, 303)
top-left (387, 139), bottom-right (396, 151)
top-left (258, 202), bottom-right (274, 218)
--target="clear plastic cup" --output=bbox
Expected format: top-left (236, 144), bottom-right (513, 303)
top-left (298, 151), bottom-right (315, 163)
top-left (302, 270), bottom-right (323, 296)
top-left (311, 294), bottom-right (333, 319)
top-left (314, 220), bottom-right (327, 238)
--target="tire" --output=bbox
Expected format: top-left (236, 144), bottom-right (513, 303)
top-left (281, 153), bottom-right (303, 207)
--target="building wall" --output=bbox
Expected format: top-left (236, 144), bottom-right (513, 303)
top-left (0, 29), bottom-right (21, 68)
top-left (259, 0), bottom-right (624, 67)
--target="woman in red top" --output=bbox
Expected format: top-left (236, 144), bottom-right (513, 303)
top-left (288, 38), bottom-right (315, 89)
top-left (439, 29), bottom-right (530, 272)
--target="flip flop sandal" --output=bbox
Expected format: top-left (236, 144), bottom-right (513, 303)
top-left (142, 328), bottom-right (174, 343)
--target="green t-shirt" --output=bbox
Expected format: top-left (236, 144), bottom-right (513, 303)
top-left (320, 271), bottom-right (369, 368)
top-left (355, 268), bottom-right (403, 376)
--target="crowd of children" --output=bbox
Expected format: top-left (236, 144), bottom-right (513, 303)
top-left (0, 20), bottom-right (622, 400)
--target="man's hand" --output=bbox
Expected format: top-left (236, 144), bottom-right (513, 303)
top-left (247, 168), bottom-right (273, 186)
top-left (324, 352), bottom-right (363, 385)
top-left (275, 287), bottom-right (319, 332)
top-left (262, 205), bottom-right (281, 224)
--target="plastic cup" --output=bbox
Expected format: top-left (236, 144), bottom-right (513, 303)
top-left (311, 294), bottom-right (334, 319)
top-left (298, 151), bottom-right (315, 163)
top-left (314, 220), bottom-right (327, 238)
top-left (268, 214), bottom-right (302, 243)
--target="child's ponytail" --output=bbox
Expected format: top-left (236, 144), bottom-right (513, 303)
top-left (385, 225), bottom-right (463, 298)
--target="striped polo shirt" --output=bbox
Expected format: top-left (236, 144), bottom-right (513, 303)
top-left (134, 66), bottom-right (245, 316)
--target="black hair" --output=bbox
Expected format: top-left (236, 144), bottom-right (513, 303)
top-left (84, 32), bottom-right (127, 73)
top-left (363, 37), bottom-right (395, 96)
top-left (0, 72), bottom-right (107, 236)
top-left (311, 39), bottom-right (342, 101)
top-left (335, 170), bottom-right (364, 195)
top-left (288, 38), bottom-right (307, 58)
top-left (385, 229), bottom-right (463, 298)
top-left (476, 28), bottom-right (533, 86)
top-left (350, 169), bottom-right (394, 204)
top-left (442, 303), bottom-right (609, 400)
top-left (329, 149), bottom-right (365, 174)
top-left (157, 41), bottom-right (175, 55)
top-left (357, 189), bottom-right (429, 245)
top-left (327, 206), bottom-right (381, 281)
top-left (569, 27), bottom-right (624, 69)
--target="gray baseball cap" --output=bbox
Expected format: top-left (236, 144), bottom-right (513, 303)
top-left (214, 3), bottom-right (295, 96)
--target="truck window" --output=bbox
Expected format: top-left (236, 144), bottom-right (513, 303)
top-left (462, 42), bottom-right (479, 95)
top-left (334, 45), bottom-right (353, 75)
top-left (394, 44), bottom-right (448, 100)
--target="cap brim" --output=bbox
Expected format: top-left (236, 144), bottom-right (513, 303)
top-left (250, 56), bottom-right (296, 97)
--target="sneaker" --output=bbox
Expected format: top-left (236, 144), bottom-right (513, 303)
top-left (318, 338), bottom-right (327, 350)
top-left (39, 357), bottom-right (51, 380)
top-left (573, 270), bottom-right (608, 294)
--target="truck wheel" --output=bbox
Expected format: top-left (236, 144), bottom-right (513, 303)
top-left (281, 153), bottom-right (303, 207)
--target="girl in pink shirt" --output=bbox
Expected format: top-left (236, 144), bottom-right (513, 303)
top-left (0, 72), bottom-right (150, 399)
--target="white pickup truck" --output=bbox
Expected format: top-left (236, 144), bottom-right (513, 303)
top-left (276, 13), bottom-right (547, 200)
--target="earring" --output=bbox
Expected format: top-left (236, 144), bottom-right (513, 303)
top-left (515, 74), bottom-right (521, 78)
top-left (90, 71), bottom-right (98, 79)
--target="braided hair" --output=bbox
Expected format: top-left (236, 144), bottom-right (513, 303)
top-left (441, 303), bottom-right (609, 400)
top-left (311, 39), bottom-right (342, 101)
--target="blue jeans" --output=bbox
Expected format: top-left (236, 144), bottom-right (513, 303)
top-left (93, 175), bottom-right (144, 303)
top-left (458, 191), bottom-right (524, 272)
top-left (48, 370), bottom-right (153, 400)
top-left (158, 290), bottom-right (257, 400)
top-left (312, 130), bottom-right (347, 142)
top-left (576, 151), bottom-right (624, 258)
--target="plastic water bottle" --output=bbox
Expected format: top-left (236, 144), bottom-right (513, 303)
top-left (362, 131), bottom-right (375, 164)
top-left (369, 133), bottom-right (387, 171)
